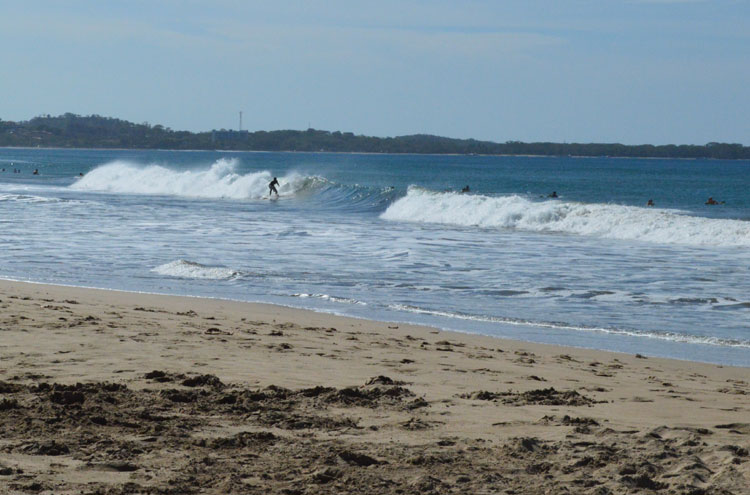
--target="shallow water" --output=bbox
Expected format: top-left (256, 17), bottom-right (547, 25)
top-left (1, 148), bottom-right (748, 365)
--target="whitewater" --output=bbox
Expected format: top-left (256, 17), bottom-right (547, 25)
top-left (382, 186), bottom-right (750, 247)
top-left (1, 148), bottom-right (749, 366)
top-left (71, 158), bottom-right (314, 199)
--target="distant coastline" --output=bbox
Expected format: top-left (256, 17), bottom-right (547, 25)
top-left (2, 113), bottom-right (748, 160)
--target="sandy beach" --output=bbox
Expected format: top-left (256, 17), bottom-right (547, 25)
top-left (0, 279), bottom-right (747, 494)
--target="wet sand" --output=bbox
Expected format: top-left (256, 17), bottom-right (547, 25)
top-left (0, 279), bottom-right (748, 494)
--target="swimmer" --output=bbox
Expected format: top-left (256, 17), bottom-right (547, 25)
top-left (647, 199), bottom-right (654, 206)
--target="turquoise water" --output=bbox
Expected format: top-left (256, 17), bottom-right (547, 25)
top-left (1, 148), bottom-right (749, 365)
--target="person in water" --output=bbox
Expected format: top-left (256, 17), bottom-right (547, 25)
top-left (705, 197), bottom-right (719, 205)
top-left (461, 185), bottom-right (470, 193)
top-left (647, 199), bottom-right (654, 206)
top-left (269, 177), bottom-right (280, 197)
top-left (549, 191), bottom-right (558, 198)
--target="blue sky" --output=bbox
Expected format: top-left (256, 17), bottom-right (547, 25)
top-left (2, 0), bottom-right (748, 144)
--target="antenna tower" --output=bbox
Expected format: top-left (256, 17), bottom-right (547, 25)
top-left (239, 111), bottom-right (243, 132)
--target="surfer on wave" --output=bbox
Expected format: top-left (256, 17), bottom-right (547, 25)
top-left (269, 177), bottom-right (279, 197)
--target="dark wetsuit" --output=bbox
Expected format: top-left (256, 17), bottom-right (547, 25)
top-left (269, 178), bottom-right (279, 196)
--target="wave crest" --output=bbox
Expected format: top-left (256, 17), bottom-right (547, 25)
top-left (70, 159), bottom-right (315, 199)
top-left (381, 187), bottom-right (750, 247)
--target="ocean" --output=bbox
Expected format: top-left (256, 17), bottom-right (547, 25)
top-left (1, 148), bottom-right (748, 366)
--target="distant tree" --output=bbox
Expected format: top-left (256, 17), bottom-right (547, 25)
top-left (0, 113), bottom-right (748, 158)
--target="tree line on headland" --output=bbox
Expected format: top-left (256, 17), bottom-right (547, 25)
top-left (1, 113), bottom-right (747, 159)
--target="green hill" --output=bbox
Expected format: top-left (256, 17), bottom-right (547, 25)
top-left (1, 113), bottom-right (747, 159)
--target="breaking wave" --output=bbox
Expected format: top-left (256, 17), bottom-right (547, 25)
top-left (152, 260), bottom-right (239, 280)
top-left (381, 187), bottom-right (750, 247)
top-left (70, 159), bottom-right (318, 199)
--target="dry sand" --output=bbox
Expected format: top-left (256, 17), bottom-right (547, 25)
top-left (0, 279), bottom-right (748, 494)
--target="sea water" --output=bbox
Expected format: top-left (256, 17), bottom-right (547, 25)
top-left (1, 148), bottom-right (748, 366)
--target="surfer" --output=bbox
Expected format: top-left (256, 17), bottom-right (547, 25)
top-left (461, 185), bottom-right (470, 193)
top-left (647, 199), bottom-right (654, 206)
top-left (549, 191), bottom-right (558, 198)
top-left (269, 177), bottom-right (280, 197)
top-left (705, 197), bottom-right (718, 205)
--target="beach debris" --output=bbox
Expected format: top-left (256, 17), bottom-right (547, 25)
top-left (205, 327), bottom-right (232, 335)
top-left (461, 387), bottom-right (600, 406)
top-left (714, 423), bottom-right (750, 435)
top-left (182, 374), bottom-right (224, 389)
top-left (338, 450), bottom-right (383, 466)
top-left (0, 373), bottom-right (745, 494)
top-left (0, 381), bottom-right (23, 394)
top-left (161, 389), bottom-right (198, 403)
top-left (0, 399), bottom-right (20, 411)
top-left (401, 417), bottom-right (440, 430)
top-left (620, 474), bottom-right (668, 490)
top-left (144, 370), bottom-right (185, 383)
top-left (50, 390), bottom-right (85, 405)
top-left (719, 445), bottom-right (748, 457)
top-left (87, 462), bottom-right (140, 472)
top-left (21, 440), bottom-right (70, 456)
top-left (562, 415), bottom-right (599, 426)
top-left (311, 467), bottom-right (341, 483)
top-left (208, 431), bottom-right (277, 449)
top-left (366, 375), bottom-right (404, 386)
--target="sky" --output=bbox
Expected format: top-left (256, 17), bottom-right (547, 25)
top-left (1, 0), bottom-right (748, 145)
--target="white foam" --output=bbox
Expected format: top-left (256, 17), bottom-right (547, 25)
top-left (388, 304), bottom-right (750, 348)
top-left (70, 159), bottom-right (311, 200)
top-left (0, 193), bottom-right (75, 204)
top-left (152, 260), bottom-right (238, 280)
top-left (292, 293), bottom-right (367, 305)
top-left (381, 187), bottom-right (750, 247)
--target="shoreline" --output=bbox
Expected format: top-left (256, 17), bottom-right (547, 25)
top-left (1, 279), bottom-right (748, 493)
top-left (3, 277), bottom-right (747, 369)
